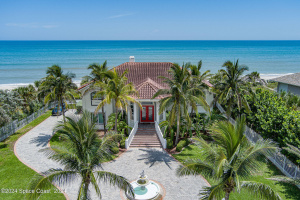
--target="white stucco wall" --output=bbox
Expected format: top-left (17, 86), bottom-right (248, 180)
top-left (186, 90), bottom-right (214, 113)
top-left (81, 88), bottom-right (114, 129)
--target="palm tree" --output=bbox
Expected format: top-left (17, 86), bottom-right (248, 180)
top-left (15, 85), bottom-right (38, 114)
top-left (269, 144), bottom-right (300, 185)
top-left (94, 68), bottom-right (141, 131)
top-left (213, 60), bottom-right (251, 115)
top-left (177, 115), bottom-right (280, 200)
top-left (84, 61), bottom-right (109, 134)
top-left (188, 60), bottom-right (211, 115)
top-left (26, 112), bottom-right (134, 200)
top-left (39, 65), bottom-right (77, 121)
top-left (153, 63), bottom-right (209, 145)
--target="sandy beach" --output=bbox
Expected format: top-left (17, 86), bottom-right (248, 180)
top-left (0, 82), bottom-right (82, 91)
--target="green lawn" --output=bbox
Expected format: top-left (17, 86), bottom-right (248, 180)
top-left (173, 144), bottom-right (300, 200)
top-left (0, 111), bottom-right (66, 200)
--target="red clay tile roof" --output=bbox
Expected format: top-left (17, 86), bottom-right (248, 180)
top-left (202, 79), bottom-right (213, 87)
top-left (115, 62), bottom-right (173, 99)
top-left (78, 81), bottom-right (92, 90)
top-left (79, 62), bottom-right (212, 99)
top-left (115, 62), bottom-right (173, 88)
top-left (134, 78), bottom-right (169, 99)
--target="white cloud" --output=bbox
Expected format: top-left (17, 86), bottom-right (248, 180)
top-left (42, 25), bottom-right (58, 29)
top-left (107, 13), bottom-right (135, 19)
top-left (5, 23), bottom-right (58, 29)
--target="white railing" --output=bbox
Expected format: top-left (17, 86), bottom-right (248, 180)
top-left (155, 121), bottom-right (167, 149)
top-left (216, 102), bottom-right (300, 184)
top-left (0, 102), bottom-right (56, 142)
top-left (125, 121), bottom-right (138, 149)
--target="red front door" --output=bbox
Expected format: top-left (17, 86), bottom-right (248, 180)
top-left (140, 105), bottom-right (154, 122)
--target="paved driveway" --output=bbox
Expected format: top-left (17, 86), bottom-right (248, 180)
top-left (15, 111), bottom-right (208, 200)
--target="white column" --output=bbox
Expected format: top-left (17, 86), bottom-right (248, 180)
top-left (163, 108), bottom-right (166, 121)
top-left (134, 103), bottom-right (138, 122)
top-left (127, 104), bottom-right (130, 125)
top-left (156, 102), bottom-right (160, 123)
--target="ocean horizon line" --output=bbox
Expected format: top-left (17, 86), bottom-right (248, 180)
top-left (1, 40), bottom-right (300, 42)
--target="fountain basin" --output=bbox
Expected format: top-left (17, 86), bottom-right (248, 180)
top-left (127, 181), bottom-right (161, 200)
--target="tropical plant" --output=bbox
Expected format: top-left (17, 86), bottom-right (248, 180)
top-left (94, 68), bottom-right (141, 131)
top-left (26, 112), bottom-right (134, 200)
top-left (188, 60), bottom-right (211, 115)
top-left (0, 106), bottom-right (11, 127)
top-left (213, 60), bottom-right (252, 115)
top-left (176, 115), bottom-right (280, 200)
top-left (14, 85), bottom-right (41, 114)
top-left (106, 113), bottom-right (132, 135)
top-left (193, 111), bottom-right (227, 134)
top-left (279, 91), bottom-right (300, 110)
top-left (153, 63), bottom-right (209, 145)
top-left (84, 61), bottom-right (109, 134)
top-left (269, 144), bottom-right (300, 185)
top-left (240, 88), bottom-right (300, 163)
top-left (39, 65), bottom-right (77, 121)
top-left (0, 89), bottom-right (24, 123)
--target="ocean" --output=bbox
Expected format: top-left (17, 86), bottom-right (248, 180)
top-left (0, 40), bottom-right (300, 86)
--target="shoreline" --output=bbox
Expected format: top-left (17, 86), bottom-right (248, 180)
top-left (0, 73), bottom-right (291, 90)
top-left (0, 81), bottom-right (81, 91)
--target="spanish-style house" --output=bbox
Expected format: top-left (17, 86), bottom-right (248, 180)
top-left (79, 57), bottom-right (214, 148)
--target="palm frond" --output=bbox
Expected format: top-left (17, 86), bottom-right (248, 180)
top-left (241, 181), bottom-right (282, 200)
top-left (95, 171), bottom-right (134, 198)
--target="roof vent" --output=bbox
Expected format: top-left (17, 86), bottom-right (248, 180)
top-left (129, 56), bottom-right (135, 62)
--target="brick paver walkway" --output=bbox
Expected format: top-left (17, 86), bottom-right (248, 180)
top-left (15, 111), bottom-right (208, 200)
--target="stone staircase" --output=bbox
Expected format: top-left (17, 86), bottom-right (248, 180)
top-left (130, 123), bottom-right (162, 148)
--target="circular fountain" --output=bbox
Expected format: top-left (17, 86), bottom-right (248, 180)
top-left (125, 170), bottom-right (163, 200)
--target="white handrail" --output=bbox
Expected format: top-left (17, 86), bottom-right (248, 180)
top-left (125, 121), bottom-right (138, 149)
top-left (155, 121), bottom-right (167, 149)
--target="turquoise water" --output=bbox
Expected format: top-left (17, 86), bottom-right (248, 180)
top-left (0, 40), bottom-right (300, 85)
top-left (134, 187), bottom-right (148, 195)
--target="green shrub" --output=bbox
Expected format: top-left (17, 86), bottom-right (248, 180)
top-left (120, 138), bottom-right (126, 149)
top-left (167, 138), bottom-right (173, 149)
top-left (189, 130), bottom-right (193, 138)
top-left (111, 146), bottom-right (119, 154)
top-left (176, 139), bottom-right (190, 152)
top-left (170, 129), bottom-right (174, 142)
top-left (231, 88), bottom-right (300, 164)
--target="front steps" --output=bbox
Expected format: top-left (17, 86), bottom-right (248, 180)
top-left (130, 123), bottom-right (162, 148)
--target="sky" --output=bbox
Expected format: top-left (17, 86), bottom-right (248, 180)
top-left (0, 0), bottom-right (300, 40)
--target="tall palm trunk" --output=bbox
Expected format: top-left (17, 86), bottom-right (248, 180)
top-left (225, 192), bottom-right (230, 200)
top-left (61, 98), bottom-right (66, 122)
top-left (175, 105), bottom-right (180, 145)
top-left (82, 173), bottom-right (91, 200)
top-left (115, 103), bottom-right (118, 131)
top-left (102, 106), bottom-right (106, 135)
